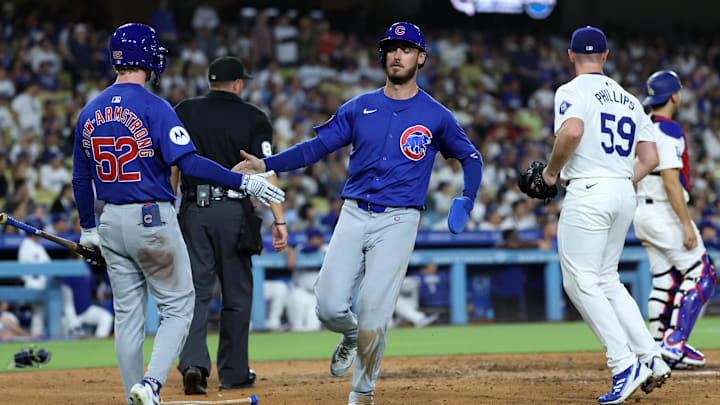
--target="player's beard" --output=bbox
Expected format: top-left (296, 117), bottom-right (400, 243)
top-left (386, 61), bottom-right (418, 85)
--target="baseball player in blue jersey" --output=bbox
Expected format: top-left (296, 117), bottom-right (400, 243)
top-left (236, 22), bottom-right (483, 405)
top-left (71, 23), bottom-right (283, 405)
top-left (634, 70), bottom-right (716, 369)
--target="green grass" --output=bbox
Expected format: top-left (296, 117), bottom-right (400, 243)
top-left (2, 317), bottom-right (719, 372)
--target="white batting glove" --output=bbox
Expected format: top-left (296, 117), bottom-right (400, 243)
top-left (80, 227), bottom-right (101, 249)
top-left (240, 171), bottom-right (285, 206)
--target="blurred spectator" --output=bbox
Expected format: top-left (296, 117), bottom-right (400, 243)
top-left (251, 10), bottom-right (274, 69)
top-left (39, 153), bottom-right (69, 193)
top-left (0, 67), bottom-right (16, 97)
top-left (17, 216), bottom-right (51, 335)
top-left (61, 258), bottom-right (114, 338)
top-left (263, 278), bottom-right (288, 331)
top-left (151, 0), bottom-right (178, 44)
top-left (418, 263), bottom-right (450, 309)
top-left (273, 14), bottom-right (298, 66)
top-left (28, 37), bottom-right (60, 74)
top-left (699, 221), bottom-right (720, 249)
top-left (393, 275), bottom-right (439, 328)
top-left (50, 213), bottom-right (68, 234)
top-left (285, 228), bottom-right (324, 332)
top-left (11, 83), bottom-right (41, 134)
top-left (0, 300), bottom-right (36, 340)
top-left (191, 2), bottom-right (220, 32)
top-left (500, 200), bottom-right (537, 230)
top-left (50, 184), bottom-right (76, 215)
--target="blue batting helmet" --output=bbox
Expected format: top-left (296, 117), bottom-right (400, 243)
top-left (379, 22), bottom-right (427, 69)
top-left (643, 70), bottom-right (682, 106)
top-left (110, 23), bottom-right (167, 81)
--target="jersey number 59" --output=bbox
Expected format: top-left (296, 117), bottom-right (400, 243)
top-left (91, 137), bottom-right (141, 182)
top-left (600, 113), bottom-right (636, 157)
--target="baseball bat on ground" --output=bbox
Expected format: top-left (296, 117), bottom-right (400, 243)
top-left (163, 395), bottom-right (258, 405)
top-left (0, 212), bottom-right (106, 266)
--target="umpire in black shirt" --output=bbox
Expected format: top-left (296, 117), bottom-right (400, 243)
top-left (172, 56), bottom-right (288, 395)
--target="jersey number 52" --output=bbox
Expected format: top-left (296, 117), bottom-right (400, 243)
top-left (91, 137), bottom-right (141, 182)
top-left (600, 113), bottom-right (635, 157)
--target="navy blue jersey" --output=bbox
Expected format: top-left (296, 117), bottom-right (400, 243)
top-left (314, 88), bottom-right (477, 208)
top-left (73, 83), bottom-right (196, 205)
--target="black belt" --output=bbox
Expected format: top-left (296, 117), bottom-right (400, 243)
top-left (357, 200), bottom-right (387, 213)
top-left (649, 172), bottom-right (661, 176)
top-left (182, 189), bottom-right (246, 202)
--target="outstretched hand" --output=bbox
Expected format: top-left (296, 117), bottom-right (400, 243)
top-left (240, 171), bottom-right (285, 207)
top-left (232, 150), bottom-right (266, 175)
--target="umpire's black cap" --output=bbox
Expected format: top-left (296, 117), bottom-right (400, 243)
top-left (208, 56), bottom-right (253, 82)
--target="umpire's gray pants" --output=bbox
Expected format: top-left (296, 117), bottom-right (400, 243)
top-left (98, 202), bottom-right (194, 402)
top-left (315, 199), bottom-right (420, 395)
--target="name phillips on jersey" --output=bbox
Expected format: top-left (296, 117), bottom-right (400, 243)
top-left (594, 87), bottom-right (636, 110)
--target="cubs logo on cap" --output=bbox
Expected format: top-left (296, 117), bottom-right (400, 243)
top-left (395, 25), bottom-right (405, 35)
top-left (400, 125), bottom-right (432, 161)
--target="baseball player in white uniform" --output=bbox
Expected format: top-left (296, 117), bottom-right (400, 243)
top-left (538, 27), bottom-right (671, 404)
top-left (634, 70), bottom-right (717, 369)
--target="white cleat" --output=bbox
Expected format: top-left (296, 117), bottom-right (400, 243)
top-left (641, 356), bottom-right (671, 394)
top-left (331, 337), bottom-right (357, 377)
top-left (129, 381), bottom-right (160, 405)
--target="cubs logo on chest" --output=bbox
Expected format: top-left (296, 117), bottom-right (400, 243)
top-left (400, 125), bottom-right (432, 161)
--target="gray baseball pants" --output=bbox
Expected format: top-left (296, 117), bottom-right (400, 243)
top-left (98, 202), bottom-right (194, 402)
top-left (315, 199), bottom-right (420, 395)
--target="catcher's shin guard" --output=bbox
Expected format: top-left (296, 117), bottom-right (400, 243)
top-left (648, 267), bottom-right (681, 341)
top-left (665, 254), bottom-right (717, 346)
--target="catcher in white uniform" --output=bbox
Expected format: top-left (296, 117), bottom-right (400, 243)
top-left (634, 70), bottom-right (717, 369)
top-left (520, 27), bottom-right (670, 405)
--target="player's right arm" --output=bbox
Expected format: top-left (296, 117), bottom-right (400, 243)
top-left (544, 117), bottom-right (583, 185)
top-left (544, 85), bottom-right (585, 185)
top-left (661, 168), bottom-right (697, 250)
top-left (234, 100), bottom-right (355, 175)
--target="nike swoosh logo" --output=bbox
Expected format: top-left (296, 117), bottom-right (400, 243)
top-left (585, 183), bottom-right (598, 189)
top-left (363, 108), bottom-right (377, 114)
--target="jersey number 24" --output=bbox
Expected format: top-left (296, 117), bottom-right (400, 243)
top-left (600, 113), bottom-right (635, 157)
top-left (91, 137), bottom-right (141, 182)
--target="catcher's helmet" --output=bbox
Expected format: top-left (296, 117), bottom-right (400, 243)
top-left (379, 22), bottom-right (426, 69)
top-left (110, 23), bottom-right (167, 81)
top-left (643, 70), bottom-right (682, 106)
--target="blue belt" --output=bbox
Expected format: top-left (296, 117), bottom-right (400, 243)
top-left (356, 200), bottom-right (387, 213)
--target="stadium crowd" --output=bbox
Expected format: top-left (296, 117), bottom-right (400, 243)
top-left (2, 4), bottom-right (720, 238)
top-left (2, 3), bottom-right (720, 334)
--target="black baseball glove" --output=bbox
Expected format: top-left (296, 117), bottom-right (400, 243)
top-left (518, 160), bottom-right (558, 204)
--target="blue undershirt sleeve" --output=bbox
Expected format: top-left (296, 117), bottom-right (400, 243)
top-left (176, 153), bottom-right (246, 190)
top-left (460, 154), bottom-right (483, 202)
top-left (263, 136), bottom-right (331, 173)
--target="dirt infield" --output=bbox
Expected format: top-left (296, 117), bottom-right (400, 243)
top-left (2, 350), bottom-right (719, 404)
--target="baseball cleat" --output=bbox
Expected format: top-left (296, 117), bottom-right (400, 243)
top-left (129, 380), bottom-right (160, 405)
top-left (597, 360), bottom-right (651, 405)
top-left (348, 391), bottom-right (374, 405)
top-left (660, 340), bottom-right (706, 369)
top-left (330, 337), bottom-right (357, 377)
top-left (641, 356), bottom-right (671, 394)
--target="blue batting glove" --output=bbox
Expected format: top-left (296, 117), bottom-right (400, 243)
top-left (448, 197), bottom-right (473, 234)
